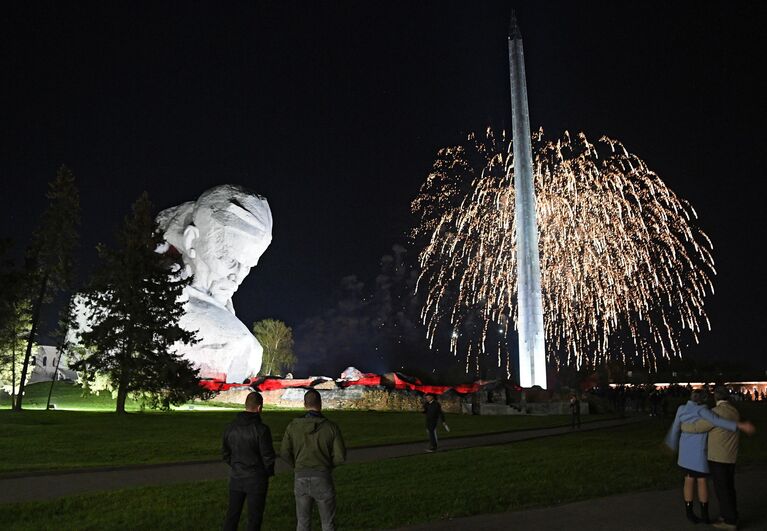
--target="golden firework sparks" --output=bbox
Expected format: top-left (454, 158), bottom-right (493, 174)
top-left (412, 129), bottom-right (715, 374)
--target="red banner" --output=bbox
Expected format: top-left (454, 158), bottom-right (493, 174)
top-left (200, 372), bottom-right (516, 395)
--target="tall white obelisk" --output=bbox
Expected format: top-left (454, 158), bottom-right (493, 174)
top-left (508, 11), bottom-right (547, 388)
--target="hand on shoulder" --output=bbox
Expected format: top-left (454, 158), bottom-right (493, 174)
top-left (737, 421), bottom-right (756, 435)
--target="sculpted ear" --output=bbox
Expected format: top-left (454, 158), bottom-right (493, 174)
top-left (183, 225), bottom-right (200, 259)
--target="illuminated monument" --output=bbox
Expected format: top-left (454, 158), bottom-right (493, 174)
top-left (508, 12), bottom-right (547, 388)
top-left (157, 185), bottom-right (273, 382)
top-left (413, 14), bottom-right (714, 385)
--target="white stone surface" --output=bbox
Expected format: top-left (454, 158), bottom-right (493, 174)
top-left (340, 366), bottom-right (364, 381)
top-left (157, 185), bottom-right (273, 383)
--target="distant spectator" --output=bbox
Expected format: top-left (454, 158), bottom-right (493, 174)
top-left (617, 387), bottom-right (627, 418)
top-left (569, 393), bottom-right (581, 429)
top-left (649, 389), bottom-right (660, 416)
top-left (423, 394), bottom-right (448, 452)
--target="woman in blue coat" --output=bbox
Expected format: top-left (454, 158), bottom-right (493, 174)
top-left (665, 390), bottom-right (745, 523)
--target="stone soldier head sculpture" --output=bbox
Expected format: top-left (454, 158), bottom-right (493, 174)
top-left (156, 185), bottom-right (273, 382)
top-left (158, 184), bottom-right (273, 311)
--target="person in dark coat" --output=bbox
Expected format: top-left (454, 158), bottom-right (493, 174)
top-left (423, 394), bottom-right (448, 452)
top-left (569, 393), bottom-right (581, 429)
top-left (222, 391), bottom-right (276, 531)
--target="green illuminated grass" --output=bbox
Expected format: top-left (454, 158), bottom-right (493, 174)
top-left (3, 406), bottom-right (765, 531)
top-left (1, 383), bottom-right (616, 475)
top-left (0, 380), bottom-right (133, 411)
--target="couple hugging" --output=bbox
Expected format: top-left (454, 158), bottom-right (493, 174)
top-left (665, 387), bottom-right (756, 530)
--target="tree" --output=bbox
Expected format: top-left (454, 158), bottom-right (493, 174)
top-left (253, 319), bottom-right (296, 376)
top-left (74, 193), bottom-right (204, 413)
top-left (15, 166), bottom-right (80, 410)
top-left (0, 239), bottom-right (32, 404)
top-left (45, 296), bottom-right (79, 410)
top-left (0, 300), bottom-right (31, 402)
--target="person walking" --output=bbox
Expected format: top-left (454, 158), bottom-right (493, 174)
top-left (682, 386), bottom-right (756, 530)
top-left (569, 393), bottom-right (581, 429)
top-left (649, 388), bottom-right (660, 416)
top-left (665, 390), bottom-right (751, 524)
top-left (222, 391), bottom-right (276, 531)
top-left (280, 389), bottom-right (346, 531)
top-left (423, 393), bottom-right (448, 452)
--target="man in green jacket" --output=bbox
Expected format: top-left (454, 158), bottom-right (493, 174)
top-left (280, 389), bottom-right (346, 531)
top-left (682, 386), bottom-right (756, 530)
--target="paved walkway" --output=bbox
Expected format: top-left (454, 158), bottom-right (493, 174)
top-left (396, 465), bottom-right (767, 530)
top-left (0, 416), bottom-right (641, 504)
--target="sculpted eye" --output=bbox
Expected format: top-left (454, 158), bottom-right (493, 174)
top-left (226, 258), bottom-right (238, 269)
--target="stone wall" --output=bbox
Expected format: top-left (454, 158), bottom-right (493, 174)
top-left (209, 385), bottom-right (464, 412)
top-left (209, 386), bottom-right (588, 415)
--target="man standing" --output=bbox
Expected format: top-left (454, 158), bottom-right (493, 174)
top-left (281, 389), bottom-right (346, 531)
top-left (423, 394), bottom-right (448, 452)
top-left (222, 391), bottom-right (275, 531)
top-left (569, 393), bottom-right (581, 429)
top-left (682, 386), bottom-right (756, 530)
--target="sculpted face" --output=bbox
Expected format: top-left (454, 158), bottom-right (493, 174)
top-left (164, 185), bottom-right (273, 308)
top-left (189, 222), bottom-right (271, 306)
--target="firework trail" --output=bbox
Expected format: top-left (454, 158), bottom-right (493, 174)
top-left (412, 129), bottom-right (715, 374)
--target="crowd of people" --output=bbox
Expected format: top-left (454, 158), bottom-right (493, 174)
top-left (220, 384), bottom-right (759, 530)
top-left (588, 383), bottom-right (680, 416)
top-left (588, 382), bottom-right (765, 418)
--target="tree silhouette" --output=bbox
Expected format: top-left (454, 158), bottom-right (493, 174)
top-left (15, 167), bottom-right (80, 410)
top-left (75, 193), bottom-right (203, 413)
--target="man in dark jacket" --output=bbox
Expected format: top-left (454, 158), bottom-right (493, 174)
top-left (280, 389), bottom-right (346, 531)
top-left (222, 391), bottom-right (276, 531)
top-left (423, 394), bottom-right (447, 452)
top-left (569, 393), bottom-right (581, 429)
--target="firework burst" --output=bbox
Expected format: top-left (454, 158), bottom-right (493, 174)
top-left (412, 129), bottom-right (715, 374)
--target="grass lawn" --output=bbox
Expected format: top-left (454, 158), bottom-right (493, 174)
top-left (0, 380), bottom-right (164, 411)
top-left (1, 383), bottom-right (615, 475)
top-left (2, 403), bottom-right (764, 530)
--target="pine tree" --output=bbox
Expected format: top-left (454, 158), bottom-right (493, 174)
top-left (253, 319), bottom-right (296, 376)
top-left (0, 239), bottom-right (32, 403)
top-left (15, 166), bottom-right (80, 410)
top-left (0, 300), bottom-right (31, 402)
top-left (75, 193), bottom-right (204, 413)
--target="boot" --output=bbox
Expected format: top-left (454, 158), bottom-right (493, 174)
top-left (685, 501), bottom-right (700, 524)
top-left (699, 502), bottom-right (710, 524)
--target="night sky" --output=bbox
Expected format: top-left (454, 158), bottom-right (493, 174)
top-left (2, 1), bottom-right (765, 372)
